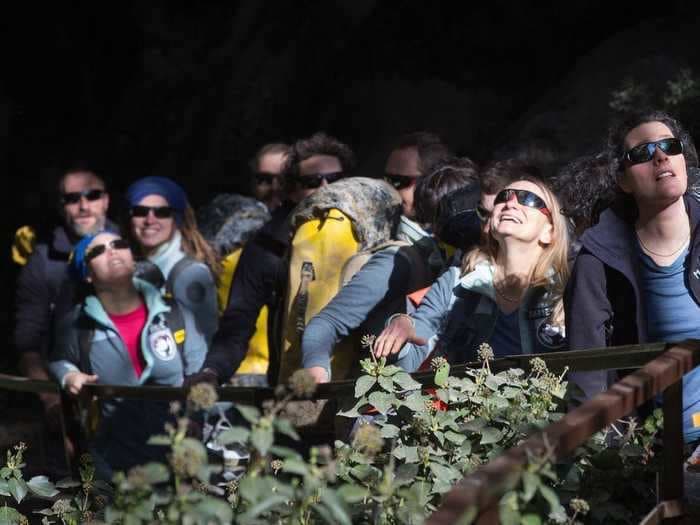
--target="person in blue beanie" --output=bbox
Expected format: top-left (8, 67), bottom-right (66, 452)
top-left (124, 176), bottom-right (220, 344)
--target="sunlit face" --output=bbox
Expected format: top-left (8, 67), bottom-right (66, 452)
top-left (130, 194), bottom-right (176, 255)
top-left (61, 172), bottom-right (109, 237)
top-left (384, 147), bottom-right (421, 218)
top-left (254, 151), bottom-right (287, 209)
top-left (490, 180), bottom-right (553, 246)
top-left (619, 121), bottom-right (687, 206)
top-left (86, 232), bottom-right (134, 286)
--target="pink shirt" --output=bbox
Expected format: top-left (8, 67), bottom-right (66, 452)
top-left (109, 303), bottom-right (147, 378)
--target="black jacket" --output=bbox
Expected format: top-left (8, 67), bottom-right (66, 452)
top-left (565, 194), bottom-right (700, 394)
top-left (203, 200), bottom-right (295, 380)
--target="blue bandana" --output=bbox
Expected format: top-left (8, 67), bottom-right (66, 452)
top-left (125, 176), bottom-right (188, 225)
top-left (69, 232), bottom-right (101, 282)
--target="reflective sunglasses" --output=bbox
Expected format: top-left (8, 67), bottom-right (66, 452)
top-left (130, 205), bottom-right (175, 219)
top-left (85, 238), bottom-right (130, 263)
top-left (294, 171), bottom-right (345, 189)
top-left (61, 189), bottom-right (105, 205)
top-left (622, 137), bottom-right (683, 166)
top-left (494, 188), bottom-right (551, 218)
top-left (383, 173), bottom-right (418, 191)
top-left (255, 172), bottom-right (281, 185)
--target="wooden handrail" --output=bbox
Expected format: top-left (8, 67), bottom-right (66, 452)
top-left (427, 340), bottom-right (700, 524)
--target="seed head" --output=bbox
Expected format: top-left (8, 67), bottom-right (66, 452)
top-left (288, 369), bottom-right (317, 398)
top-left (570, 498), bottom-right (590, 515)
top-left (477, 343), bottom-right (494, 362)
top-left (188, 382), bottom-right (218, 411)
top-left (431, 356), bottom-right (448, 371)
top-left (352, 423), bottom-right (384, 458)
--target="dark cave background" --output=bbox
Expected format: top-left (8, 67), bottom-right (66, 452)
top-left (3, 1), bottom-right (700, 352)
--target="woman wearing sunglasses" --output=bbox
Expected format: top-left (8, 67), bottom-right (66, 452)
top-left (565, 110), bottom-right (700, 443)
top-left (49, 231), bottom-right (208, 478)
top-left (125, 176), bottom-right (220, 343)
top-left (373, 166), bottom-right (569, 369)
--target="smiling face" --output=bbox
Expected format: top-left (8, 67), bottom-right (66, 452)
top-left (619, 121), bottom-right (687, 206)
top-left (61, 172), bottom-right (109, 237)
top-left (384, 146), bottom-right (421, 218)
top-left (490, 180), bottom-right (553, 247)
top-left (86, 232), bottom-right (135, 287)
top-left (130, 194), bottom-right (176, 255)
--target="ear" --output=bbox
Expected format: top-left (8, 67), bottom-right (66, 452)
top-left (538, 220), bottom-right (553, 245)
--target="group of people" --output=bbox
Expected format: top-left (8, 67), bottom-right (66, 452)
top-left (11, 108), bottom-right (700, 478)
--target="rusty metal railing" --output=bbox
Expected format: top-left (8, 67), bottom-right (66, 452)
top-left (427, 340), bottom-right (700, 525)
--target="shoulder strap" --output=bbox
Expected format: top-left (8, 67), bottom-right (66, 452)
top-left (165, 257), bottom-right (198, 296)
top-left (134, 260), bottom-right (166, 290)
top-left (76, 312), bottom-right (95, 375)
top-left (163, 296), bottom-right (186, 355)
top-left (339, 240), bottom-right (409, 287)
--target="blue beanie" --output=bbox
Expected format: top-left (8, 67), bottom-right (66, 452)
top-left (125, 176), bottom-right (188, 225)
top-left (69, 232), bottom-right (101, 282)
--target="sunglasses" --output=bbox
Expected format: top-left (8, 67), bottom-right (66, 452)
top-left (494, 188), bottom-right (551, 218)
top-left (622, 137), bottom-right (683, 166)
top-left (293, 171), bottom-right (345, 189)
top-left (61, 189), bottom-right (105, 205)
top-left (255, 172), bottom-right (281, 185)
top-left (85, 238), bottom-right (130, 263)
top-left (130, 205), bottom-right (175, 219)
top-left (384, 173), bottom-right (418, 191)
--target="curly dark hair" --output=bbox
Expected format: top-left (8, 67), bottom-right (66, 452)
top-left (479, 159), bottom-right (541, 195)
top-left (389, 131), bottom-right (452, 175)
top-left (552, 152), bottom-right (615, 235)
top-left (282, 132), bottom-right (356, 181)
top-left (413, 156), bottom-right (479, 225)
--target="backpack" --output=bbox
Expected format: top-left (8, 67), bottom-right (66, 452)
top-left (273, 177), bottom-right (433, 386)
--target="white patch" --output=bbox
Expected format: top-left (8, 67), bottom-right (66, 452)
top-left (149, 327), bottom-right (178, 361)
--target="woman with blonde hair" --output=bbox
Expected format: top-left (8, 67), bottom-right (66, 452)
top-left (373, 161), bottom-right (569, 369)
top-left (125, 176), bottom-right (220, 343)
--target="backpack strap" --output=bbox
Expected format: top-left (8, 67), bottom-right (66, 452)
top-left (76, 312), bottom-right (95, 375)
top-left (165, 257), bottom-right (198, 297)
top-left (134, 260), bottom-right (166, 290)
top-left (163, 296), bottom-right (187, 356)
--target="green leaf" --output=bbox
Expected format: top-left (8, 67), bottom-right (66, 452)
top-left (269, 445), bottom-right (303, 460)
top-left (462, 417), bottom-right (487, 432)
top-left (8, 477), bottom-right (28, 504)
top-left (368, 391), bottom-right (394, 414)
top-left (378, 374), bottom-right (394, 392)
top-left (521, 514), bottom-right (543, 525)
top-left (216, 425), bottom-right (251, 445)
top-left (393, 372), bottom-right (422, 391)
top-left (251, 426), bottom-right (274, 456)
top-left (319, 487), bottom-right (352, 525)
top-left (538, 485), bottom-right (561, 513)
top-left (0, 468), bottom-right (11, 480)
top-left (379, 365), bottom-right (403, 376)
top-left (141, 463), bottom-right (170, 484)
top-left (193, 495), bottom-right (234, 523)
top-left (395, 463), bottom-right (420, 486)
top-left (459, 439), bottom-right (472, 456)
top-left (479, 427), bottom-right (503, 445)
top-left (281, 458), bottom-right (310, 477)
top-left (434, 363), bottom-right (450, 387)
top-left (485, 375), bottom-right (506, 391)
top-left (349, 464), bottom-right (374, 482)
top-left (241, 495), bottom-right (289, 519)
top-left (236, 404), bottom-right (261, 424)
top-left (402, 392), bottom-right (429, 412)
top-left (430, 462), bottom-right (460, 481)
top-left (521, 472), bottom-right (539, 502)
top-left (338, 398), bottom-right (367, 418)
top-left (355, 375), bottom-right (377, 398)
top-left (0, 507), bottom-right (24, 525)
top-left (26, 476), bottom-right (58, 498)
top-left (393, 446), bottom-right (419, 464)
top-left (0, 480), bottom-right (9, 497)
top-left (55, 478), bottom-right (81, 489)
top-left (380, 424), bottom-right (400, 438)
top-left (337, 483), bottom-right (369, 503)
top-left (146, 435), bottom-right (171, 446)
top-left (445, 431), bottom-right (466, 445)
top-left (274, 418), bottom-right (300, 441)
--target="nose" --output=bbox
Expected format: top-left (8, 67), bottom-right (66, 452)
top-left (504, 191), bottom-right (519, 207)
top-left (320, 178), bottom-right (329, 188)
top-left (652, 143), bottom-right (668, 163)
top-left (78, 195), bottom-right (90, 210)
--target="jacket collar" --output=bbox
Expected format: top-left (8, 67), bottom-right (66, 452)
top-left (50, 219), bottom-right (118, 258)
top-left (83, 277), bottom-right (169, 327)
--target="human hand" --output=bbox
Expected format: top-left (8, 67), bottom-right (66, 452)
top-left (64, 371), bottom-right (99, 395)
top-left (372, 315), bottom-right (427, 358)
top-left (306, 366), bottom-right (329, 384)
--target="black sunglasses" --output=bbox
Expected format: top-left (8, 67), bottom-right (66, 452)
top-left (130, 205), bottom-right (175, 219)
top-left (294, 171), bottom-right (345, 189)
top-left (255, 172), bottom-right (281, 185)
top-left (494, 188), bottom-right (551, 218)
top-left (85, 238), bottom-right (130, 263)
top-left (383, 173), bottom-right (418, 191)
top-left (623, 137), bottom-right (683, 166)
top-left (61, 189), bottom-right (105, 205)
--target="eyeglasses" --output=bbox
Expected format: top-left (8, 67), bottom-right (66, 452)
top-left (384, 173), bottom-right (418, 191)
top-left (130, 205), bottom-right (175, 219)
top-left (293, 171), bottom-right (345, 189)
top-left (85, 238), bottom-right (130, 263)
top-left (494, 188), bottom-right (551, 218)
top-left (623, 137), bottom-right (683, 166)
top-left (61, 189), bottom-right (105, 205)
top-left (255, 172), bottom-right (281, 185)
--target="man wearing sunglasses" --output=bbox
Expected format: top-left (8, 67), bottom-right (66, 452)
top-left (13, 165), bottom-right (113, 453)
top-left (249, 143), bottom-right (289, 212)
top-left (187, 132), bottom-right (356, 387)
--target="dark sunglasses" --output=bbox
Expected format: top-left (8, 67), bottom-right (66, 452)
top-left (294, 171), bottom-right (345, 189)
top-left (494, 188), bottom-right (551, 218)
top-left (130, 205), bottom-right (175, 219)
top-left (623, 137), bottom-right (683, 166)
top-left (255, 172), bottom-right (281, 185)
top-left (85, 238), bottom-right (130, 263)
top-left (383, 173), bottom-right (418, 191)
top-left (61, 189), bottom-right (105, 205)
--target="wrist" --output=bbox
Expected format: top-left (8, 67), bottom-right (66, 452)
top-left (386, 313), bottom-right (414, 328)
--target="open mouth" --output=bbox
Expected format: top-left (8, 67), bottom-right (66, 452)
top-left (656, 170), bottom-right (675, 181)
top-left (499, 214), bottom-right (522, 224)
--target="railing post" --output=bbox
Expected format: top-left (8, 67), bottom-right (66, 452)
top-left (661, 379), bottom-right (684, 503)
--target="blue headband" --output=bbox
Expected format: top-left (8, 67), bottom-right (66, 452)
top-left (69, 232), bottom-right (101, 282)
top-left (125, 176), bottom-right (188, 225)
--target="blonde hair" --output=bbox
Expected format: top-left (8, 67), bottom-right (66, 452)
top-left (462, 176), bottom-right (569, 326)
top-left (180, 205), bottom-right (222, 280)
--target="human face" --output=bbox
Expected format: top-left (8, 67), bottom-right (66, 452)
top-left (130, 194), bottom-right (176, 255)
top-left (384, 147), bottom-right (421, 218)
top-left (61, 172), bottom-right (109, 237)
top-left (478, 192), bottom-right (497, 234)
top-left (490, 180), bottom-right (553, 246)
top-left (86, 233), bottom-right (134, 286)
top-left (254, 151), bottom-right (287, 210)
top-left (295, 154), bottom-right (344, 200)
top-left (619, 121), bottom-right (687, 206)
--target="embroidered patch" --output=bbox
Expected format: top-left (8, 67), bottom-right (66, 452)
top-left (693, 413), bottom-right (700, 428)
top-left (149, 329), bottom-right (178, 361)
top-left (173, 329), bottom-right (186, 344)
top-left (536, 322), bottom-right (566, 349)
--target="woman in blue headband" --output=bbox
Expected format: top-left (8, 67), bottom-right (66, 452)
top-left (124, 176), bottom-right (220, 343)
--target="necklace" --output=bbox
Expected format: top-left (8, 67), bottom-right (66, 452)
top-left (636, 231), bottom-right (689, 258)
